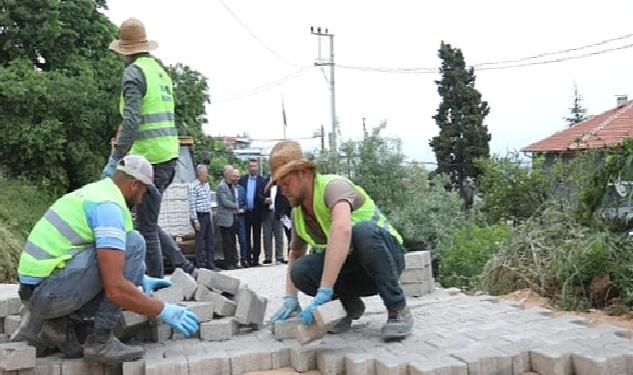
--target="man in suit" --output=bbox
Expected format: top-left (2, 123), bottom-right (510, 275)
top-left (238, 158), bottom-right (265, 266)
top-left (263, 174), bottom-right (288, 264)
top-left (216, 165), bottom-right (239, 270)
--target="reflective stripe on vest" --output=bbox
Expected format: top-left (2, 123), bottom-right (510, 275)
top-left (18, 179), bottom-right (133, 278)
top-left (292, 174), bottom-right (403, 249)
top-left (120, 56), bottom-right (178, 164)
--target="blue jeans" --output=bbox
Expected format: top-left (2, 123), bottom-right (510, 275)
top-left (290, 221), bottom-right (406, 309)
top-left (26, 231), bottom-right (146, 333)
top-left (236, 214), bottom-right (247, 263)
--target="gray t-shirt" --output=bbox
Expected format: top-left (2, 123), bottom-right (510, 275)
top-left (290, 177), bottom-right (365, 251)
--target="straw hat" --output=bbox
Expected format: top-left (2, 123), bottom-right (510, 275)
top-left (266, 140), bottom-right (316, 190)
top-left (109, 18), bottom-right (158, 56)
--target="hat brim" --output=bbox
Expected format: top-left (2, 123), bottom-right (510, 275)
top-left (265, 159), bottom-right (316, 191)
top-left (109, 40), bottom-right (158, 55)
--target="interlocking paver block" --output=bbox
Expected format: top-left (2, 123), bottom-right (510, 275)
top-left (400, 268), bottom-right (432, 284)
top-left (199, 271), bottom-right (240, 295)
top-left (375, 355), bottom-right (408, 375)
top-left (170, 268), bottom-right (197, 300)
top-left (346, 352), bottom-right (376, 375)
top-left (6, 298), bottom-right (20, 317)
top-left (530, 346), bottom-right (575, 375)
top-left (402, 282), bottom-right (432, 297)
top-left (0, 343), bottom-right (35, 371)
top-left (317, 349), bottom-right (350, 375)
top-left (153, 285), bottom-right (183, 303)
top-left (187, 351), bottom-right (230, 375)
top-left (272, 318), bottom-right (300, 340)
top-left (2, 316), bottom-right (20, 337)
top-left (177, 301), bottom-right (215, 322)
top-left (144, 357), bottom-right (188, 375)
top-left (28, 355), bottom-right (63, 375)
top-left (451, 347), bottom-right (512, 375)
top-left (210, 292), bottom-right (237, 317)
top-left (122, 360), bottom-right (144, 375)
top-left (200, 318), bottom-right (238, 341)
top-left (151, 323), bottom-right (171, 343)
top-left (194, 284), bottom-right (212, 302)
top-left (269, 345), bottom-right (291, 369)
top-left (60, 358), bottom-right (104, 375)
top-left (290, 346), bottom-right (317, 372)
top-left (408, 356), bottom-right (468, 375)
top-left (295, 323), bottom-right (326, 345)
top-left (235, 288), bottom-right (267, 329)
top-left (314, 300), bottom-right (346, 328)
top-left (404, 251), bottom-right (431, 269)
top-left (230, 350), bottom-right (272, 374)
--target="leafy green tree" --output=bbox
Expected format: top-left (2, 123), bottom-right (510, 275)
top-left (565, 83), bottom-right (588, 127)
top-left (429, 41), bottom-right (491, 200)
top-left (0, 0), bottom-right (122, 194)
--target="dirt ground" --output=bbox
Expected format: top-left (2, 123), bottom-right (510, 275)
top-left (500, 288), bottom-right (633, 335)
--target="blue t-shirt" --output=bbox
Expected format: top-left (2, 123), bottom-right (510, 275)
top-left (19, 201), bottom-right (127, 285)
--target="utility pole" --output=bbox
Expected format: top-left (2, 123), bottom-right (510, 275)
top-left (320, 124), bottom-right (325, 153)
top-left (362, 117), bottom-right (367, 138)
top-left (311, 26), bottom-right (337, 157)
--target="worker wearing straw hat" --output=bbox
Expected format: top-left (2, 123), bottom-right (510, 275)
top-left (268, 140), bottom-right (413, 340)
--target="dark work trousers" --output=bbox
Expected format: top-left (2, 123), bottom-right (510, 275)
top-left (24, 231), bottom-right (145, 336)
top-left (220, 225), bottom-right (238, 269)
top-left (244, 210), bottom-right (262, 264)
top-left (263, 211), bottom-right (285, 262)
top-left (290, 221), bottom-right (406, 309)
top-left (135, 159), bottom-right (187, 277)
top-left (194, 212), bottom-right (215, 269)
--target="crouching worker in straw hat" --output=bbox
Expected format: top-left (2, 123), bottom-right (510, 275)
top-left (12, 155), bottom-right (199, 363)
top-left (268, 140), bottom-right (413, 340)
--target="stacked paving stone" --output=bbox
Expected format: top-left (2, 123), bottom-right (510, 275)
top-left (400, 250), bottom-right (435, 297)
top-left (118, 268), bottom-right (269, 344)
top-left (158, 183), bottom-right (193, 237)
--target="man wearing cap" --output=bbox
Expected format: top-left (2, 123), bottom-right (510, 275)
top-left (13, 155), bottom-right (199, 363)
top-left (268, 141), bottom-right (413, 340)
top-left (102, 18), bottom-right (194, 277)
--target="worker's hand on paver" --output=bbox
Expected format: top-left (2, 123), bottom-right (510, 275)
top-left (270, 295), bottom-right (301, 323)
top-left (300, 287), bottom-right (333, 325)
top-left (159, 303), bottom-right (199, 337)
top-left (101, 155), bottom-right (119, 179)
top-left (142, 275), bottom-right (172, 294)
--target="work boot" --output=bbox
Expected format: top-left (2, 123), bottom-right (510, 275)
top-left (381, 304), bottom-right (413, 340)
top-left (84, 331), bottom-right (144, 363)
top-left (10, 311), bottom-right (55, 357)
top-left (328, 297), bottom-right (365, 334)
top-left (37, 317), bottom-right (83, 358)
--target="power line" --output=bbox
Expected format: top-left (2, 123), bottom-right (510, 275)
top-left (213, 67), bottom-right (310, 102)
top-left (217, 0), bottom-right (305, 68)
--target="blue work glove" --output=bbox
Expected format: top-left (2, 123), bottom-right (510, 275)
top-left (142, 275), bottom-right (172, 294)
top-left (158, 303), bottom-right (199, 337)
top-left (101, 155), bottom-right (119, 179)
top-left (270, 296), bottom-right (301, 324)
top-left (300, 287), bottom-right (334, 325)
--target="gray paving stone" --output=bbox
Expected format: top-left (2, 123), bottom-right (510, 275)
top-left (317, 348), bottom-right (354, 375)
top-left (200, 318), bottom-right (238, 341)
top-left (5, 299), bottom-right (20, 318)
top-left (272, 318), bottom-right (300, 340)
top-left (210, 292), bottom-right (237, 317)
top-left (151, 323), bottom-right (171, 343)
top-left (144, 357), bottom-right (188, 375)
top-left (314, 300), bottom-right (346, 329)
top-left (346, 352), bottom-right (376, 375)
top-left (2, 317), bottom-right (20, 338)
top-left (229, 350), bottom-right (272, 374)
top-left (404, 251), bottom-right (431, 269)
top-left (235, 288), bottom-right (268, 328)
top-left (290, 346), bottom-right (317, 372)
top-left (571, 350), bottom-right (627, 375)
top-left (530, 343), bottom-right (584, 375)
top-left (177, 301), bottom-right (215, 322)
top-left (187, 351), bottom-right (230, 375)
top-left (121, 360), bottom-right (143, 375)
top-left (408, 356), bottom-right (468, 375)
top-left (402, 282), bottom-right (432, 297)
top-left (451, 346), bottom-right (513, 375)
top-left (193, 284), bottom-right (212, 302)
top-left (205, 272), bottom-right (240, 295)
top-left (375, 355), bottom-right (408, 375)
top-left (296, 322), bottom-right (326, 345)
top-left (169, 268), bottom-right (197, 300)
top-left (269, 344), bottom-right (291, 369)
top-left (60, 358), bottom-right (104, 375)
top-left (400, 268), bottom-right (431, 284)
top-left (0, 343), bottom-right (35, 371)
top-left (153, 285), bottom-right (183, 303)
top-left (19, 355), bottom-right (63, 375)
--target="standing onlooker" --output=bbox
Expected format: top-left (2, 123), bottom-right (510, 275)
top-left (263, 175), bottom-right (285, 264)
top-left (216, 165), bottom-right (238, 269)
top-left (238, 158), bottom-right (265, 266)
top-left (232, 169), bottom-right (248, 268)
top-left (188, 165), bottom-right (216, 270)
top-left (274, 185), bottom-right (292, 261)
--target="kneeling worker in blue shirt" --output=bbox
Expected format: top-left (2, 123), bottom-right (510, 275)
top-left (12, 155), bottom-right (199, 363)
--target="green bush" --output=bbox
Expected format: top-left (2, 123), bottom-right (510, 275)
top-left (438, 223), bottom-right (512, 290)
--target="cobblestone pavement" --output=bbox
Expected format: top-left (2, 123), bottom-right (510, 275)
top-left (3, 264), bottom-right (633, 374)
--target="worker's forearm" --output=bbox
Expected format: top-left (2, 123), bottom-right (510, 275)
top-left (285, 250), bottom-right (304, 296)
top-left (321, 226), bottom-right (351, 288)
top-left (107, 281), bottom-right (164, 317)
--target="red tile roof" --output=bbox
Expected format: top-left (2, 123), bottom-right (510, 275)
top-left (521, 101), bottom-right (633, 152)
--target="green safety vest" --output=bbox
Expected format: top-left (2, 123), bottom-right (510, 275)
top-left (17, 179), bottom-right (133, 278)
top-left (120, 56), bottom-right (178, 164)
top-left (292, 174), bottom-right (403, 249)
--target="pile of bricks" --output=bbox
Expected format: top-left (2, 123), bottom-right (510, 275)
top-left (400, 250), bottom-right (434, 297)
top-left (119, 268), bottom-right (268, 344)
top-left (0, 285), bottom-right (22, 344)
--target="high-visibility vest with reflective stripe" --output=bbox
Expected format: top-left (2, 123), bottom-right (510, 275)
top-left (17, 179), bottom-right (133, 278)
top-left (120, 56), bottom-right (178, 164)
top-left (292, 174), bottom-right (403, 249)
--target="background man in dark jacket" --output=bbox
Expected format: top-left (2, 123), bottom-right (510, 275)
top-left (238, 158), bottom-right (265, 266)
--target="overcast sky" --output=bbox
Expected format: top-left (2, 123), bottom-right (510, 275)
top-left (104, 0), bottom-right (633, 164)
